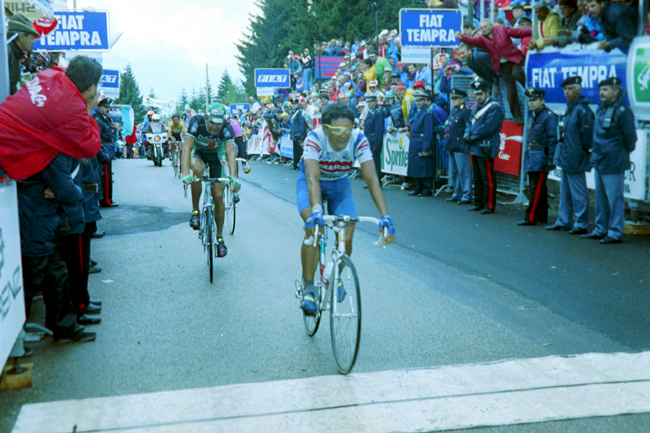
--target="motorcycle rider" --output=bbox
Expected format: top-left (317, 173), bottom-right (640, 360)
top-left (144, 114), bottom-right (168, 160)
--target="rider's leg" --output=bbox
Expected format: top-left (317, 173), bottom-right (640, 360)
top-left (212, 183), bottom-right (226, 235)
top-left (344, 224), bottom-right (355, 257)
top-left (300, 207), bottom-right (320, 282)
top-left (190, 157), bottom-right (205, 209)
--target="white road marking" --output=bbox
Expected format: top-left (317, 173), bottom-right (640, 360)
top-left (13, 351), bottom-right (650, 433)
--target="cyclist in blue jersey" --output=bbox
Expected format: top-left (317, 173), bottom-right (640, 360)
top-left (298, 103), bottom-right (396, 315)
top-left (181, 103), bottom-right (240, 257)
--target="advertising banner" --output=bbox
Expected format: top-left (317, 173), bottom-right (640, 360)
top-left (100, 69), bottom-right (120, 99)
top-left (248, 134), bottom-right (262, 155)
top-left (254, 69), bottom-right (290, 89)
top-left (315, 57), bottom-right (345, 79)
top-left (0, 182), bottom-right (26, 369)
top-left (279, 134), bottom-right (293, 159)
top-left (229, 103), bottom-right (251, 116)
top-left (381, 132), bottom-right (410, 176)
top-left (399, 9), bottom-right (462, 47)
top-left (526, 44), bottom-right (627, 105)
top-left (34, 10), bottom-right (110, 51)
top-left (549, 130), bottom-right (647, 201)
top-left (494, 121), bottom-right (524, 176)
top-left (401, 46), bottom-right (432, 64)
top-left (628, 37), bottom-right (650, 120)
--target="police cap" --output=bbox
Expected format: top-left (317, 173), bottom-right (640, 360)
top-left (413, 90), bottom-right (427, 100)
top-left (470, 78), bottom-right (491, 92)
top-left (365, 92), bottom-right (377, 100)
top-left (524, 87), bottom-right (546, 99)
top-left (598, 77), bottom-right (622, 88)
top-left (561, 76), bottom-right (582, 87)
top-left (450, 88), bottom-right (467, 98)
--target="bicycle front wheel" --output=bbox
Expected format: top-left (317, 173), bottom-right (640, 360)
top-left (330, 255), bottom-right (361, 375)
top-left (205, 210), bottom-right (214, 283)
top-left (225, 188), bottom-right (236, 235)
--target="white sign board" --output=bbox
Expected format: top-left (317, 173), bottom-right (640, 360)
top-left (381, 132), bottom-right (410, 176)
top-left (0, 182), bottom-right (26, 368)
top-left (549, 130), bottom-right (647, 201)
top-left (400, 46), bottom-right (432, 64)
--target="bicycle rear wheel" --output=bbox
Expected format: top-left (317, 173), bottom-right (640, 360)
top-left (303, 262), bottom-right (323, 336)
top-left (330, 255), bottom-right (361, 375)
top-left (225, 188), bottom-right (236, 235)
top-left (205, 210), bottom-right (214, 283)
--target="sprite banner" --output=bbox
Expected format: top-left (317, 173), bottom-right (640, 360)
top-left (381, 132), bottom-right (410, 176)
top-left (628, 37), bottom-right (650, 121)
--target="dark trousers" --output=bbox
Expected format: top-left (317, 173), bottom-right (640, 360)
top-left (126, 144), bottom-right (134, 159)
top-left (58, 226), bottom-right (92, 314)
top-left (500, 62), bottom-right (526, 120)
top-left (22, 250), bottom-right (78, 338)
top-left (292, 140), bottom-right (303, 169)
top-left (371, 148), bottom-right (383, 187)
top-left (99, 160), bottom-right (113, 206)
top-left (415, 177), bottom-right (433, 191)
top-left (472, 156), bottom-right (497, 211)
top-left (525, 171), bottom-right (548, 223)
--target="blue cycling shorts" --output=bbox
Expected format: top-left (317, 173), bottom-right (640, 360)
top-left (296, 170), bottom-right (357, 217)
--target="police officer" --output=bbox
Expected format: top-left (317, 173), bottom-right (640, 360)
top-left (465, 78), bottom-right (503, 213)
top-left (290, 98), bottom-right (310, 170)
top-left (518, 88), bottom-right (558, 226)
top-left (407, 90), bottom-right (435, 196)
top-left (443, 88), bottom-right (472, 204)
top-left (547, 76), bottom-right (594, 234)
top-left (364, 93), bottom-right (386, 186)
top-left (94, 97), bottom-right (118, 207)
top-left (582, 77), bottom-right (637, 244)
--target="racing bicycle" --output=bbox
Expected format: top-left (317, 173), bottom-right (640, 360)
top-left (297, 214), bottom-right (387, 374)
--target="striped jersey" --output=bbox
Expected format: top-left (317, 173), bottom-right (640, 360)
top-left (303, 127), bottom-right (373, 180)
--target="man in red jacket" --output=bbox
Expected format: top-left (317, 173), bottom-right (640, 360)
top-left (456, 20), bottom-right (532, 123)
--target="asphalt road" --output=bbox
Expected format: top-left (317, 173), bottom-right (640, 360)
top-left (2, 157), bottom-right (649, 432)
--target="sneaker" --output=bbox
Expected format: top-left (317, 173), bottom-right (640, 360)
top-left (242, 160), bottom-right (251, 174)
top-left (189, 210), bottom-right (200, 230)
top-left (336, 279), bottom-right (346, 303)
top-left (301, 291), bottom-right (317, 316)
top-left (217, 237), bottom-right (228, 257)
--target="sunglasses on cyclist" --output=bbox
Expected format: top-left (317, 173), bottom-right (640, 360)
top-left (325, 124), bottom-right (354, 136)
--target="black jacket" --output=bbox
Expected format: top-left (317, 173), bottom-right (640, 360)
top-left (444, 104), bottom-right (472, 153)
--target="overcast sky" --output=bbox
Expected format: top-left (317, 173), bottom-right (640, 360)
top-left (73, 0), bottom-right (260, 102)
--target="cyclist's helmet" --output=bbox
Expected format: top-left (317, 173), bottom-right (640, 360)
top-left (147, 110), bottom-right (155, 116)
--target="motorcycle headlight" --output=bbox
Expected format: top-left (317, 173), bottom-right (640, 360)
top-left (154, 136), bottom-right (160, 142)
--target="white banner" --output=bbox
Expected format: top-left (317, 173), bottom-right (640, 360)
top-left (256, 87), bottom-right (275, 97)
top-left (247, 121), bottom-right (271, 156)
top-left (400, 46), bottom-right (432, 64)
top-left (0, 182), bottom-right (26, 368)
top-left (381, 132), bottom-right (410, 176)
top-left (549, 130), bottom-right (647, 201)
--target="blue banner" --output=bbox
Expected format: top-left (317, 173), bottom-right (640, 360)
top-left (255, 69), bottom-right (290, 88)
top-left (315, 56), bottom-right (344, 79)
top-left (34, 11), bottom-right (110, 51)
top-left (399, 9), bottom-right (462, 47)
top-left (279, 134), bottom-right (293, 159)
top-left (229, 103), bottom-right (251, 115)
top-left (526, 45), bottom-right (628, 105)
top-left (101, 69), bottom-right (119, 89)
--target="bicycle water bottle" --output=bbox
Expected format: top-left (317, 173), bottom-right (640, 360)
top-left (322, 262), bottom-right (333, 290)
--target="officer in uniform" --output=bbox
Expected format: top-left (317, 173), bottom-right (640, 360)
top-left (464, 78), bottom-right (503, 213)
top-left (93, 97), bottom-right (118, 207)
top-left (443, 88), bottom-right (472, 204)
top-left (407, 90), bottom-right (435, 196)
top-left (582, 77), bottom-right (637, 244)
top-left (547, 76), bottom-right (594, 234)
top-left (518, 88), bottom-right (558, 226)
top-left (364, 93), bottom-right (386, 186)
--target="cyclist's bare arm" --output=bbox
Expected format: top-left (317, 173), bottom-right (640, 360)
top-left (359, 160), bottom-right (394, 245)
top-left (181, 135), bottom-right (195, 178)
top-left (225, 141), bottom-right (239, 190)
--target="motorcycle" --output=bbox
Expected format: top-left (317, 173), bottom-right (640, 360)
top-left (146, 132), bottom-right (168, 167)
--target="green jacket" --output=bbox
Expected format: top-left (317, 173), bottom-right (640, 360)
top-left (8, 39), bottom-right (24, 95)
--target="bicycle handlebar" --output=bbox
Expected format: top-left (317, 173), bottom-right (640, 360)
top-left (304, 215), bottom-right (389, 248)
top-left (183, 176), bottom-right (231, 199)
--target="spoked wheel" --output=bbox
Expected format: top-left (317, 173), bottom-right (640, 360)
top-left (225, 188), bottom-right (236, 235)
top-left (302, 263), bottom-right (323, 337)
top-left (205, 211), bottom-right (214, 283)
top-left (330, 255), bottom-right (361, 375)
top-left (173, 152), bottom-right (179, 177)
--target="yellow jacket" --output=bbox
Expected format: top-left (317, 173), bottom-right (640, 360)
top-left (535, 12), bottom-right (560, 49)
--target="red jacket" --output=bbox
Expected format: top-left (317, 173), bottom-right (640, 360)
top-left (0, 68), bottom-right (101, 180)
top-left (459, 25), bottom-right (532, 73)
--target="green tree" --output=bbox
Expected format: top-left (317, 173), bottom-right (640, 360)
top-left (177, 87), bottom-right (190, 114)
top-left (116, 64), bottom-right (146, 123)
top-left (189, 87), bottom-right (206, 113)
top-left (148, 87), bottom-right (157, 99)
